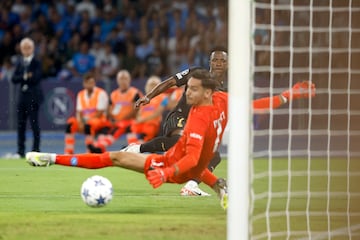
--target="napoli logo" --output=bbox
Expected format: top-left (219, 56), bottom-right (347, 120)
top-left (70, 157), bottom-right (78, 166)
top-left (44, 87), bottom-right (75, 125)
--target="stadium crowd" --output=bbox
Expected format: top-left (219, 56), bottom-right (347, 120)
top-left (0, 0), bottom-right (228, 83)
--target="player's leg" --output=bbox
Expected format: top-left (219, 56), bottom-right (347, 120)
top-left (199, 169), bottom-right (228, 210)
top-left (137, 134), bottom-right (181, 153)
top-left (109, 151), bottom-right (147, 173)
top-left (122, 111), bottom-right (185, 153)
top-left (28, 101), bottom-right (41, 152)
top-left (16, 101), bottom-right (27, 157)
top-left (26, 151), bottom-right (147, 173)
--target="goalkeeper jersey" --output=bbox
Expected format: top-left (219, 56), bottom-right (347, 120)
top-left (163, 91), bottom-right (228, 183)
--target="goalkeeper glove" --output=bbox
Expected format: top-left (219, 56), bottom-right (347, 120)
top-left (212, 178), bottom-right (228, 210)
top-left (281, 80), bottom-right (316, 103)
top-left (146, 167), bottom-right (175, 188)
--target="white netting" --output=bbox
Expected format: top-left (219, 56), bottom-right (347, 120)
top-left (251, 0), bottom-right (360, 239)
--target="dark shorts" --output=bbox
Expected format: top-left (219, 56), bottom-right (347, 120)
top-left (162, 111), bottom-right (187, 136)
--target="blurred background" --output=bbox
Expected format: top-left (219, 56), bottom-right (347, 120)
top-left (0, 0), bottom-right (229, 155)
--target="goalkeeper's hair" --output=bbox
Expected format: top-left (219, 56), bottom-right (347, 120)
top-left (190, 69), bottom-right (218, 91)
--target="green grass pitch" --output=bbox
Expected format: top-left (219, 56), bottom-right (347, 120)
top-left (2, 157), bottom-right (360, 239)
top-left (0, 158), bottom-right (227, 240)
top-left (252, 157), bottom-right (360, 239)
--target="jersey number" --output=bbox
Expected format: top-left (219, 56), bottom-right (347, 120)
top-left (212, 112), bottom-right (225, 153)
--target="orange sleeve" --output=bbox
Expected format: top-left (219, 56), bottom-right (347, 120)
top-left (252, 95), bottom-right (283, 110)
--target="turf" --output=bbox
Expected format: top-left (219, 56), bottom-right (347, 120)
top-left (251, 157), bottom-right (360, 239)
top-left (3, 157), bottom-right (360, 239)
top-left (0, 159), bottom-right (227, 240)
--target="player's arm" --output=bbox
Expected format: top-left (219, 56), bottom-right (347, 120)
top-left (135, 68), bottom-right (196, 108)
top-left (253, 80), bottom-right (316, 113)
top-left (121, 92), bottom-right (142, 120)
top-left (252, 95), bottom-right (284, 112)
top-left (135, 76), bottom-right (176, 108)
top-left (136, 96), bottom-right (168, 123)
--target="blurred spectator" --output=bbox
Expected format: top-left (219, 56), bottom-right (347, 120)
top-left (68, 41), bottom-right (95, 77)
top-left (31, 0), bottom-right (49, 20)
top-left (49, 6), bottom-right (71, 44)
top-left (33, 13), bottom-right (53, 38)
top-left (121, 41), bottom-right (142, 78)
top-left (0, 0), bottom-right (229, 81)
top-left (11, 0), bottom-right (26, 16)
top-left (113, 21), bottom-right (127, 54)
top-left (77, 12), bottom-right (93, 45)
top-left (0, 6), bottom-right (20, 31)
top-left (0, 31), bottom-right (16, 65)
top-left (41, 37), bottom-right (63, 77)
top-left (167, 8), bottom-right (185, 38)
top-left (18, 5), bottom-right (32, 34)
top-left (12, 24), bottom-right (24, 44)
top-left (75, 0), bottom-right (97, 20)
top-left (102, 0), bottom-right (114, 13)
top-left (189, 38), bottom-right (210, 69)
top-left (89, 39), bottom-right (104, 58)
top-left (124, 6), bottom-right (140, 36)
top-left (167, 28), bottom-right (183, 73)
top-left (95, 41), bottom-right (119, 82)
top-left (0, 57), bottom-right (15, 81)
top-left (99, 8), bottom-right (117, 42)
top-left (145, 44), bottom-right (165, 76)
top-left (135, 30), bottom-right (154, 61)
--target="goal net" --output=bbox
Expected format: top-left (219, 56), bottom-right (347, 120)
top-left (251, 0), bottom-right (360, 239)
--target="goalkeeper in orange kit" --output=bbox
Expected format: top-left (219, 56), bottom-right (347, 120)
top-left (124, 47), bottom-right (315, 197)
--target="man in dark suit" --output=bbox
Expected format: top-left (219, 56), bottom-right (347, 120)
top-left (11, 37), bottom-right (43, 158)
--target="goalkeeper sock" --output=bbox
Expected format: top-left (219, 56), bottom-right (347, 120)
top-left (200, 169), bottom-right (218, 187)
top-left (55, 152), bottom-right (113, 169)
top-left (191, 152), bottom-right (222, 185)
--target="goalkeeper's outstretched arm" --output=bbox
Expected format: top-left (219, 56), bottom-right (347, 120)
top-left (253, 80), bottom-right (316, 113)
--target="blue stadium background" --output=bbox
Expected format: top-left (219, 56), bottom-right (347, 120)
top-left (0, 0), bottom-right (229, 156)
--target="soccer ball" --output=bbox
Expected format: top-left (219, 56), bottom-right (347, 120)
top-left (80, 175), bottom-right (113, 207)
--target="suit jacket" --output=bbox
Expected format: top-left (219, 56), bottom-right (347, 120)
top-left (12, 57), bottom-right (43, 104)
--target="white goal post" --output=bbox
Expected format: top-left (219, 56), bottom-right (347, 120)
top-left (228, 0), bottom-right (251, 239)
